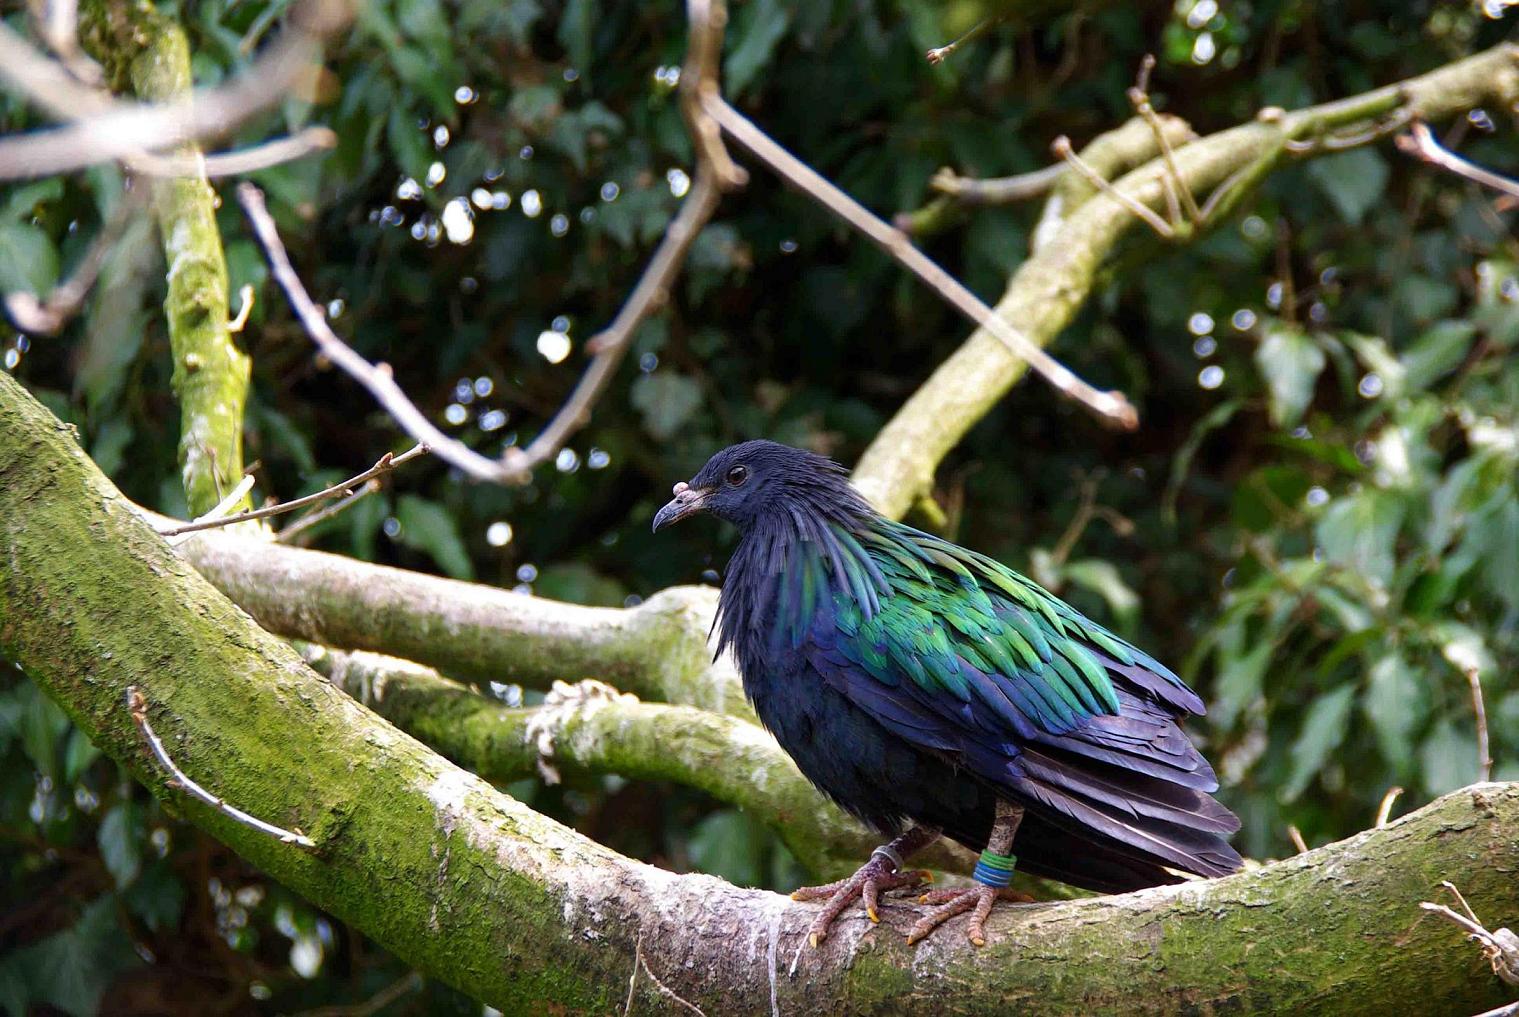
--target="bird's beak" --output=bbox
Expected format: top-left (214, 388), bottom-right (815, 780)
top-left (652, 481), bottom-right (712, 532)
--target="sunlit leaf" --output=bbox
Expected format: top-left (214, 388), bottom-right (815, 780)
top-left (1255, 325), bottom-right (1325, 427)
top-left (1281, 684), bottom-right (1356, 802)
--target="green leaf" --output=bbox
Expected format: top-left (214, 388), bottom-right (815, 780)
top-left (725, 0), bottom-right (792, 96)
top-left (1255, 325), bottom-right (1325, 427)
top-left (557, 0), bottom-right (594, 80)
top-left (1342, 332), bottom-right (1406, 401)
top-left (1281, 684), bottom-right (1356, 802)
top-left (1306, 148), bottom-right (1388, 225)
top-left (2, 179), bottom-right (63, 221)
top-left (122, 860), bottom-right (185, 933)
top-left (1419, 716), bottom-right (1477, 795)
top-left (1062, 559), bottom-right (1139, 633)
top-left (1401, 320), bottom-right (1476, 391)
top-left (18, 682), bottom-right (69, 783)
top-left (394, 495), bottom-right (475, 580)
top-left (0, 895), bottom-right (139, 1017)
top-left (1362, 651), bottom-right (1423, 772)
top-left (97, 803), bottom-right (143, 889)
top-left (0, 222), bottom-right (59, 296)
top-left (630, 372), bottom-right (703, 441)
top-left (63, 726), bottom-right (101, 785)
top-left (1315, 490), bottom-right (1404, 586)
top-left (686, 809), bottom-right (765, 887)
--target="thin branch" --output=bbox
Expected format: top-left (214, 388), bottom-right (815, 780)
top-left (1287, 825), bottom-right (1310, 854)
top-left (625, 931), bottom-right (708, 1017)
top-left (126, 686), bottom-right (316, 848)
top-left (158, 443), bottom-right (429, 537)
top-left (928, 162), bottom-right (1066, 205)
top-left (228, 283), bottom-right (254, 332)
top-left (926, 15), bottom-right (1004, 65)
top-left (705, 97), bottom-right (1139, 430)
top-left (144, 126), bottom-right (338, 179)
top-left (1398, 119), bottom-right (1519, 201)
top-left (1421, 881), bottom-right (1519, 987)
top-left (0, 0), bottom-right (348, 180)
top-left (241, 0), bottom-right (740, 486)
top-left (1375, 786), bottom-right (1404, 828)
top-left (1466, 666), bottom-right (1493, 784)
top-left (1051, 134), bottom-right (1175, 237)
top-left (289, 972), bottom-right (424, 1017)
top-left (239, 183), bottom-right (517, 481)
top-left (3, 183), bottom-right (144, 334)
top-left (276, 481), bottom-right (380, 544)
top-left (1127, 57), bottom-right (1201, 224)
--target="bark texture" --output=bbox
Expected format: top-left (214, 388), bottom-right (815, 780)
top-left (3, 370), bottom-right (1517, 1016)
top-left (82, 0), bottom-right (251, 515)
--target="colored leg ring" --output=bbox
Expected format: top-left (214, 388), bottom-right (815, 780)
top-left (972, 849), bottom-right (1016, 888)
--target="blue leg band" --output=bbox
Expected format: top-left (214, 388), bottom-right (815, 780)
top-left (972, 849), bottom-right (1016, 888)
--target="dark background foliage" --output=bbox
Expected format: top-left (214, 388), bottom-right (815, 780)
top-left (2, 0), bottom-right (1517, 1011)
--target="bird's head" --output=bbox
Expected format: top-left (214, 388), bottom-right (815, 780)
top-left (651, 439), bottom-right (859, 533)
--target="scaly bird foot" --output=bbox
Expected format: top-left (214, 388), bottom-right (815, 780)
top-left (791, 855), bottom-right (932, 947)
top-left (906, 885), bottom-right (1034, 947)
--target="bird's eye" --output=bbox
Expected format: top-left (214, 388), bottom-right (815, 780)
top-left (726, 465), bottom-right (748, 487)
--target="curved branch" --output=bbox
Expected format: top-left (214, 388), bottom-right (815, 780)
top-left (852, 43), bottom-right (1519, 518)
top-left (302, 646), bottom-right (977, 879)
top-left (4, 371), bottom-right (1518, 1015)
top-left (158, 520), bottom-right (752, 718)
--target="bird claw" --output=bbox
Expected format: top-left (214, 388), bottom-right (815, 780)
top-left (906, 885), bottom-right (1032, 947)
top-left (791, 855), bottom-right (931, 946)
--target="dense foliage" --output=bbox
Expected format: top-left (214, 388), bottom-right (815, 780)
top-left (2, 0), bottom-right (1516, 1012)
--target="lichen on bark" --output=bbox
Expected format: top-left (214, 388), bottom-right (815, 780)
top-left (81, 0), bottom-right (251, 516)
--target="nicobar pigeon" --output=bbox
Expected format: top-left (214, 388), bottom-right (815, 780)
top-left (653, 440), bottom-right (1242, 947)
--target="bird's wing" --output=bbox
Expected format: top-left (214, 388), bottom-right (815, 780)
top-left (799, 520), bottom-right (1240, 875)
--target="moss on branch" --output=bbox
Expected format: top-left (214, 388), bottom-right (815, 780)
top-left (853, 43), bottom-right (1519, 518)
top-left (82, 0), bottom-right (251, 515)
top-left (3, 370), bottom-right (1518, 1014)
top-left (303, 645), bottom-right (977, 880)
top-left (162, 524), bottom-right (754, 718)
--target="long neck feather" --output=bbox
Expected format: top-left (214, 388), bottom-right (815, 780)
top-left (714, 486), bottom-right (887, 658)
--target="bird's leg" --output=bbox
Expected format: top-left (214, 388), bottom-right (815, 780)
top-left (791, 825), bottom-right (940, 946)
top-left (907, 800), bottom-right (1031, 947)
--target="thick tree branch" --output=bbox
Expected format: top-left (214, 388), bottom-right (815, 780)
top-left (302, 646), bottom-right (976, 879)
top-left (4, 370), bottom-right (1518, 1015)
top-left (156, 520), bottom-right (752, 718)
top-left (81, 0), bottom-right (251, 515)
top-left (852, 44), bottom-right (1519, 518)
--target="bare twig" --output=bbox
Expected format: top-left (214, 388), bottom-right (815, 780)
top-left (1421, 882), bottom-right (1519, 987)
top-left (926, 15), bottom-right (1004, 65)
top-left (158, 443), bottom-right (429, 537)
top-left (239, 182), bottom-right (518, 481)
top-left (0, 0), bottom-right (348, 180)
top-left (288, 972), bottom-right (424, 1017)
top-left (1399, 119), bottom-right (1519, 201)
top-left (241, 0), bottom-right (740, 486)
top-left (144, 126), bottom-right (338, 179)
top-left (929, 162), bottom-right (1066, 205)
top-left (228, 283), bottom-right (254, 333)
top-left (276, 481), bottom-right (380, 544)
top-left (1287, 825), bottom-right (1310, 854)
top-left (126, 686), bottom-right (316, 848)
top-left (1465, 667), bottom-right (1493, 784)
top-left (624, 931), bottom-right (707, 1017)
top-left (1051, 134), bottom-right (1176, 238)
top-left (3, 184), bottom-right (144, 334)
top-left (1376, 786), bottom-right (1404, 828)
top-left (1128, 59), bottom-right (1202, 225)
top-left (706, 98), bottom-right (1138, 430)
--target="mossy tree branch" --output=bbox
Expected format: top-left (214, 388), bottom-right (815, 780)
top-left (3, 371), bottom-right (1518, 1015)
top-left (852, 43), bottom-right (1519, 518)
top-left (302, 645), bottom-right (975, 881)
top-left (82, 0), bottom-right (251, 515)
top-left (163, 523), bottom-right (754, 718)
